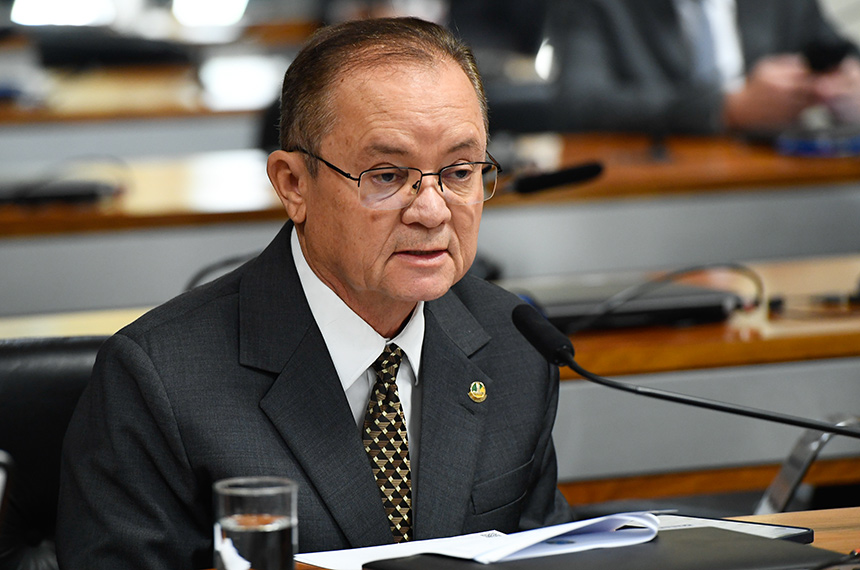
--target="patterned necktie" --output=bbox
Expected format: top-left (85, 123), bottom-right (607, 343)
top-left (362, 344), bottom-right (412, 542)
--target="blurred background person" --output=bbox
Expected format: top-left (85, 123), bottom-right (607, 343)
top-left (486, 0), bottom-right (860, 135)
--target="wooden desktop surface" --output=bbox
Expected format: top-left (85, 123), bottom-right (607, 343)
top-left (3, 254), bottom-right (855, 368)
top-left (0, 63), bottom-right (218, 124)
top-left (554, 254), bottom-right (860, 506)
top-left (733, 507), bottom-right (860, 555)
top-left (4, 133), bottom-right (860, 237)
top-left (3, 255), bottom-right (857, 365)
top-left (567, 253), bottom-right (860, 379)
top-left (491, 133), bottom-right (860, 207)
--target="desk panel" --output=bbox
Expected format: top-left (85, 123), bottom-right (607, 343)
top-left (0, 221), bottom-right (283, 317)
top-left (0, 114), bottom-right (261, 168)
top-left (554, 357), bottom-right (860, 482)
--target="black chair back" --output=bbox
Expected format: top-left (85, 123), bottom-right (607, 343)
top-left (0, 336), bottom-right (106, 570)
top-left (0, 451), bottom-right (10, 532)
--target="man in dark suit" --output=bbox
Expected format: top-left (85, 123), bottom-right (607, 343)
top-left (488, 0), bottom-right (860, 134)
top-left (56, 17), bottom-right (571, 570)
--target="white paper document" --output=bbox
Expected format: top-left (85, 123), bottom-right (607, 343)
top-left (295, 512), bottom-right (659, 570)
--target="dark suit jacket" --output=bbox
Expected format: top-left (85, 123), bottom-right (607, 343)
top-left (56, 222), bottom-right (571, 570)
top-left (487, 0), bottom-right (855, 134)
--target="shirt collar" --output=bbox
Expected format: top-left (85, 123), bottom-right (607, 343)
top-left (291, 229), bottom-right (424, 392)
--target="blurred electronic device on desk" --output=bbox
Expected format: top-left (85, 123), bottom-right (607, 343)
top-left (29, 25), bottom-right (191, 68)
top-left (0, 175), bottom-right (121, 205)
top-left (495, 273), bottom-right (743, 334)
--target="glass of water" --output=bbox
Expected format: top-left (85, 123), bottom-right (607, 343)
top-left (214, 476), bottom-right (298, 570)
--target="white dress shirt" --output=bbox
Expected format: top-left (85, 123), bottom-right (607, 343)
top-left (290, 229), bottom-right (424, 488)
top-left (675, 0), bottom-right (745, 92)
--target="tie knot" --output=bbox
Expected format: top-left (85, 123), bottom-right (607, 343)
top-left (373, 344), bottom-right (403, 380)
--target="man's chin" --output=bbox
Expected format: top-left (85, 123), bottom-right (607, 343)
top-left (396, 279), bottom-right (457, 304)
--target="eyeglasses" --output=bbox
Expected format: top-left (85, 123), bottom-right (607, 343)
top-left (291, 148), bottom-right (502, 210)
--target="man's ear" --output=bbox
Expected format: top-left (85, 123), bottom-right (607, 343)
top-left (267, 150), bottom-right (308, 223)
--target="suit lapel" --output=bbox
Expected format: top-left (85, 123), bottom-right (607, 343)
top-left (259, 331), bottom-right (394, 547)
top-left (736, 0), bottom-right (776, 69)
top-left (628, 0), bottom-right (691, 78)
top-left (415, 290), bottom-right (492, 539)
top-left (238, 223), bottom-right (393, 547)
top-left (237, 225), bottom-right (499, 543)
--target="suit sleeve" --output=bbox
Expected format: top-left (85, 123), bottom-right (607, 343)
top-left (56, 334), bottom-right (211, 570)
top-left (517, 361), bottom-right (573, 530)
top-left (794, 0), bottom-right (860, 57)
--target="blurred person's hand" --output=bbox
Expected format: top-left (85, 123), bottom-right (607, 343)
top-left (722, 54), bottom-right (817, 131)
top-left (813, 56), bottom-right (860, 124)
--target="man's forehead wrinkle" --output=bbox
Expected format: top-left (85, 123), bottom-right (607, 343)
top-left (323, 59), bottom-right (486, 167)
top-left (350, 108), bottom-right (483, 157)
top-left (358, 138), bottom-right (484, 162)
top-left (341, 51), bottom-right (442, 86)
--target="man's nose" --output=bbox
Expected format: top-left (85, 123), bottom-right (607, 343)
top-left (403, 174), bottom-right (451, 223)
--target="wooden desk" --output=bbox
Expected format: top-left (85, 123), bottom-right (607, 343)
top-left (491, 133), bottom-right (860, 207)
top-left (0, 64), bottom-right (214, 125)
top-left (0, 21), bottom-right (317, 168)
top-left (0, 21), bottom-right (317, 126)
top-left (557, 254), bottom-right (860, 506)
top-left (2, 254), bottom-right (858, 506)
top-left (0, 306), bottom-right (147, 340)
top-left (734, 507), bottom-right (860, 555)
top-left (0, 150), bottom-right (286, 237)
top-left (569, 254), bottom-right (860, 379)
top-left (3, 254), bottom-right (856, 356)
top-left (4, 133), bottom-right (860, 238)
top-left (0, 149), bottom-right (284, 237)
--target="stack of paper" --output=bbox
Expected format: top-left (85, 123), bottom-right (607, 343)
top-left (296, 512), bottom-right (659, 570)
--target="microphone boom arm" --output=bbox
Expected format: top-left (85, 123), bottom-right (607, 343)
top-left (566, 358), bottom-right (860, 440)
top-left (512, 303), bottom-right (860, 440)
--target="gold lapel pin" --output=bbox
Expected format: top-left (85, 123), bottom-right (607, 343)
top-left (468, 381), bottom-right (487, 403)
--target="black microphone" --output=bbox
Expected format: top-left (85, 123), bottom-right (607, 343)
top-left (512, 303), bottom-right (860, 440)
top-left (512, 162), bottom-right (604, 194)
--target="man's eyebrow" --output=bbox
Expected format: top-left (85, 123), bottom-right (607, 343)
top-left (364, 140), bottom-right (484, 159)
top-left (365, 144), bottom-right (409, 158)
top-left (446, 140), bottom-right (484, 154)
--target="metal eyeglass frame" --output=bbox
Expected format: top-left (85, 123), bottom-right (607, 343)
top-left (290, 147), bottom-right (502, 209)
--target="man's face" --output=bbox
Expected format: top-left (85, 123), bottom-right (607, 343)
top-left (295, 59), bottom-right (486, 331)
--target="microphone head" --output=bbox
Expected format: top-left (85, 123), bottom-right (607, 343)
top-left (511, 304), bottom-right (575, 367)
top-left (512, 162), bottom-right (604, 194)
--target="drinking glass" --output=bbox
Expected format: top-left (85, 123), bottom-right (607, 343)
top-left (214, 476), bottom-right (298, 570)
